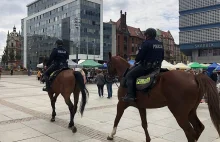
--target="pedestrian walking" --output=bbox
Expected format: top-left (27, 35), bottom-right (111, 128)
top-left (95, 71), bottom-right (105, 97)
top-left (105, 73), bottom-right (113, 99)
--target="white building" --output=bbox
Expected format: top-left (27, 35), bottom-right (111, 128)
top-left (179, 0), bottom-right (220, 63)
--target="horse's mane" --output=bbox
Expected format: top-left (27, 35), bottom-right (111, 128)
top-left (114, 56), bottom-right (130, 67)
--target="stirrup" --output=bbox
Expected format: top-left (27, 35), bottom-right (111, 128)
top-left (122, 95), bottom-right (136, 102)
top-left (42, 86), bottom-right (48, 91)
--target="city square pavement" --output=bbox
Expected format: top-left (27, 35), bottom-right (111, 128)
top-left (0, 75), bottom-right (219, 142)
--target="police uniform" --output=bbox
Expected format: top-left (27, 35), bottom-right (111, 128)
top-left (123, 28), bottom-right (164, 102)
top-left (42, 39), bottom-right (69, 91)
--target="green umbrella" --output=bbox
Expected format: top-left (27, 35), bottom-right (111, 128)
top-left (79, 59), bottom-right (102, 68)
top-left (189, 62), bottom-right (207, 69)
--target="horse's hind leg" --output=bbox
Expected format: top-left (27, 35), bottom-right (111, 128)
top-left (172, 111), bottom-right (197, 142)
top-left (189, 110), bottom-right (205, 140)
top-left (139, 108), bottom-right (151, 142)
top-left (63, 95), bottom-right (74, 129)
top-left (49, 93), bottom-right (59, 122)
top-left (107, 101), bottom-right (128, 140)
top-left (71, 88), bottom-right (80, 133)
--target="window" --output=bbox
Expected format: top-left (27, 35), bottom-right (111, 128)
top-left (213, 49), bottom-right (220, 56)
top-left (198, 49), bottom-right (208, 57)
top-left (11, 43), bottom-right (14, 47)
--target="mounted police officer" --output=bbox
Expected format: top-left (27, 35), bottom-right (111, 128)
top-left (123, 28), bottom-right (164, 102)
top-left (42, 39), bottom-right (69, 91)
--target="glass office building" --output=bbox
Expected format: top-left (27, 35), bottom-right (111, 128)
top-left (103, 22), bottom-right (116, 61)
top-left (22, 0), bottom-right (103, 69)
top-left (179, 0), bottom-right (220, 63)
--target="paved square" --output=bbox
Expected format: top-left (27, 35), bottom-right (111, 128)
top-left (0, 75), bottom-right (219, 142)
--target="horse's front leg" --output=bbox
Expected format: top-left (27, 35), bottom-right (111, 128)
top-left (48, 92), bottom-right (57, 122)
top-left (51, 93), bottom-right (59, 122)
top-left (107, 101), bottom-right (128, 140)
top-left (138, 108), bottom-right (151, 142)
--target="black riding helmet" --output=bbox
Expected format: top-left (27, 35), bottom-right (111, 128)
top-left (144, 28), bottom-right (157, 38)
top-left (56, 39), bottom-right (63, 46)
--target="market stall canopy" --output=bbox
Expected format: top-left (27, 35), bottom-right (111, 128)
top-left (161, 60), bottom-right (176, 70)
top-left (207, 62), bottom-right (220, 73)
top-left (99, 63), bottom-right (107, 69)
top-left (214, 66), bottom-right (220, 72)
top-left (67, 60), bottom-right (82, 68)
top-left (128, 60), bottom-right (135, 65)
top-left (37, 63), bottom-right (43, 68)
top-left (79, 59), bottom-right (102, 68)
top-left (78, 60), bottom-right (85, 64)
top-left (189, 62), bottom-right (207, 69)
top-left (200, 63), bottom-right (211, 67)
top-left (175, 63), bottom-right (190, 69)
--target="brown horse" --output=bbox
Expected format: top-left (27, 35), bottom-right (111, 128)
top-left (106, 53), bottom-right (220, 142)
top-left (44, 69), bottom-right (88, 133)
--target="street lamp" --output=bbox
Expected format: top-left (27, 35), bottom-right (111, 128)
top-left (28, 48), bottom-right (31, 76)
top-left (74, 17), bottom-right (81, 64)
top-left (93, 39), bottom-right (96, 60)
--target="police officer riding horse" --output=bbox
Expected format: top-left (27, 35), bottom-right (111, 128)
top-left (123, 28), bottom-right (164, 102)
top-left (42, 39), bottom-right (69, 91)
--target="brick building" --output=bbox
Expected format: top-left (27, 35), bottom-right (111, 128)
top-left (109, 11), bottom-right (144, 60)
top-left (156, 29), bottom-right (175, 62)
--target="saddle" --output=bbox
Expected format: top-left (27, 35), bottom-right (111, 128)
top-left (121, 68), bottom-right (162, 93)
top-left (49, 67), bottom-right (69, 82)
top-left (135, 69), bottom-right (160, 91)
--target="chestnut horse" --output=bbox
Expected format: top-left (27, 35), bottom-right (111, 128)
top-left (44, 69), bottom-right (88, 133)
top-left (106, 53), bottom-right (220, 142)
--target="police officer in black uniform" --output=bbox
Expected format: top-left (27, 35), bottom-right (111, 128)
top-left (123, 28), bottom-right (164, 102)
top-left (42, 39), bottom-right (69, 91)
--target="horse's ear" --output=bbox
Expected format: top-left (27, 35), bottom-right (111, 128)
top-left (108, 52), bottom-right (112, 60)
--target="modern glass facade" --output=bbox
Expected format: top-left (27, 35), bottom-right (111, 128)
top-left (22, 0), bottom-right (103, 69)
top-left (103, 23), bottom-right (112, 61)
top-left (179, 0), bottom-right (220, 63)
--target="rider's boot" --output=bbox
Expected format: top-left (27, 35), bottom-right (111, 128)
top-left (122, 78), bottom-right (136, 102)
top-left (42, 75), bottom-right (50, 91)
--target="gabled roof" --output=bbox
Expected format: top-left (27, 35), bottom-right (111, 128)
top-left (109, 18), bottom-right (144, 39)
top-left (157, 29), bottom-right (173, 39)
top-left (127, 26), bottom-right (144, 39)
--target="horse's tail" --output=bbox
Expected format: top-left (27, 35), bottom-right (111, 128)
top-left (74, 71), bottom-right (89, 116)
top-left (195, 74), bottom-right (220, 136)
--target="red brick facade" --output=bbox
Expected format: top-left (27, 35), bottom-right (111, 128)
top-left (110, 11), bottom-right (144, 60)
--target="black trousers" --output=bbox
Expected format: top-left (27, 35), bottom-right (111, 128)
top-left (44, 64), bottom-right (59, 77)
top-left (126, 64), bottom-right (152, 95)
top-left (97, 85), bottom-right (104, 97)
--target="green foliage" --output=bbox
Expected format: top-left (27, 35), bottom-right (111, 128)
top-left (9, 49), bottom-right (15, 61)
top-left (16, 51), bottom-right (21, 61)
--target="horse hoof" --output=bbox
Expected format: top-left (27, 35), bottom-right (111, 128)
top-left (107, 136), bottom-right (113, 140)
top-left (50, 118), bottom-right (55, 122)
top-left (72, 126), bottom-right (77, 133)
top-left (68, 123), bottom-right (73, 128)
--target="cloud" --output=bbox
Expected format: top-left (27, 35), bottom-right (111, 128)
top-left (103, 0), bottom-right (179, 43)
top-left (0, 0), bottom-right (33, 57)
top-left (0, 0), bottom-right (179, 57)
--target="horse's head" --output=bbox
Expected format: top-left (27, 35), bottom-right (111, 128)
top-left (107, 52), bottom-right (130, 78)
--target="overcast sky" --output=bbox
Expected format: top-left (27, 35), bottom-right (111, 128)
top-left (0, 0), bottom-right (179, 57)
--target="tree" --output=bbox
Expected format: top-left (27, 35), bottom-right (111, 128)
top-left (2, 48), bottom-right (8, 65)
top-left (16, 51), bottom-right (21, 61)
top-left (9, 49), bottom-right (15, 61)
